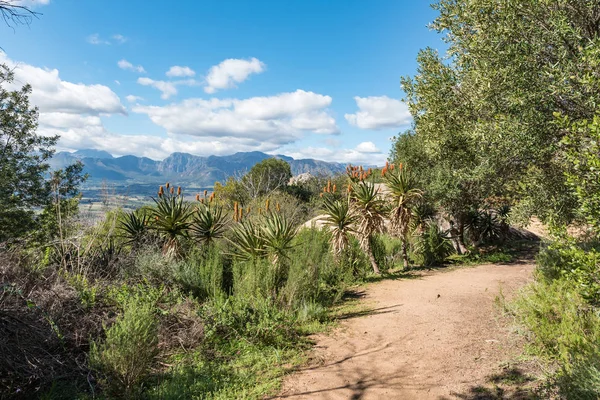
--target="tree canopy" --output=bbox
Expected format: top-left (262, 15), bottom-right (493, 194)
top-left (392, 0), bottom-right (600, 229)
top-left (0, 65), bottom-right (57, 241)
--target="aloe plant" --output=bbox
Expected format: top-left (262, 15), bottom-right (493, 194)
top-left (190, 203), bottom-right (228, 246)
top-left (261, 211), bottom-right (297, 265)
top-left (228, 220), bottom-right (266, 261)
top-left (118, 210), bottom-right (149, 246)
top-left (150, 185), bottom-right (193, 257)
top-left (321, 194), bottom-right (357, 258)
top-left (350, 181), bottom-right (386, 274)
top-left (382, 164), bottom-right (423, 269)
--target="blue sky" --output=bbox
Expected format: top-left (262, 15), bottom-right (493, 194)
top-left (1, 0), bottom-right (445, 165)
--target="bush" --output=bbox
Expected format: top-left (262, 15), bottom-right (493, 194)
top-left (172, 246), bottom-right (226, 300)
top-left (537, 238), bottom-right (600, 305)
top-left (338, 236), bottom-right (372, 279)
top-left (512, 278), bottom-right (600, 399)
top-left (377, 234), bottom-right (404, 269)
top-left (413, 221), bottom-right (454, 266)
top-left (202, 295), bottom-right (298, 348)
top-left (283, 228), bottom-right (351, 308)
top-left (89, 296), bottom-right (159, 397)
top-left (370, 234), bottom-right (391, 272)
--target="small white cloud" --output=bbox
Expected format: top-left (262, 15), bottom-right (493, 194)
top-left (136, 77), bottom-right (198, 99)
top-left (114, 80), bottom-right (121, 85)
top-left (137, 77), bottom-right (178, 99)
top-left (14, 0), bottom-right (50, 6)
top-left (355, 141), bottom-right (381, 153)
top-left (345, 96), bottom-right (412, 130)
top-left (204, 57), bottom-right (265, 93)
top-left (286, 146), bottom-right (386, 165)
top-left (117, 59), bottom-right (146, 73)
top-left (87, 33), bottom-right (110, 45)
top-left (166, 66), bottom-right (195, 78)
top-left (112, 34), bottom-right (128, 44)
top-left (125, 95), bottom-right (144, 103)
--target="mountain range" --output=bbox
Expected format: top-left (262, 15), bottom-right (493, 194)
top-left (49, 150), bottom-right (348, 187)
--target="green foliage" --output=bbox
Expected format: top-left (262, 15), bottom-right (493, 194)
top-left (213, 177), bottom-right (249, 207)
top-left (282, 228), bottom-right (353, 308)
top-left (561, 114), bottom-right (600, 234)
top-left (151, 186), bottom-right (193, 255)
top-left (63, 272), bottom-right (99, 308)
top-left (350, 181), bottom-right (386, 274)
top-left (228, 220), bottom-right (266, 261)
top-left (202, 294), bottom-right (298, 348)
top-left (261, 211), bottom-right (297, 265)
top-left (190, 202), bottom-right (229, 246)
top-left (511, 278), bottom-right (600, 399)
top-left (394, 0), bottom-right (600, 233)
top-left (89, 296), bottom-right (159, 397)
top-left (537, 238), bottom-right (600, 306)
top-left (242, 158), bottom-right (292, 199)
top-left (119, 209), bottom-right (149, 246)
top-left (321, 194), bottom-right (357, 257)
top-left (172, 247), bottom-right (226, 300)
top-left (382, 164), bottom-right (423, 268)
top-left (413, 221), bottom-right (455, 266)
top-left (369, 234), bottom-right (392, 272)
top-left (0, 65), bottom-right (58, 241)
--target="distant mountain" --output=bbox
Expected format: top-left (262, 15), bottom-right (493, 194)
top-left (72, 149), bottom-right (114, 159)
top-left (49, 150), bottom-right (348, 187)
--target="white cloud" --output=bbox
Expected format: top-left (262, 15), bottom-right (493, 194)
top-left (132, 90), bottom-right (338, 146)
top-left (355, 141), bottom-right (381, 153)
top-left (0, 52), bottom-right (126, 115)
top-left (14, 0), bottom-right (50, 6)
top-left (117, 59), bottom-right (146, 73)
top-left (87, 33), bottom-right (128, 45)
top-left (137, 77), bottom-right (178, 99)
top-left (345, 96), bottom-right (412, 130)
top-left (46, 117), bottom-right (285, 160)
top-left (114, 80), bottom-right (121, 85)
top-left (166, 66), bottom-right (195, 78)
top-left (125, 95), bottom-right (144, 103)
top-left (87, 33), bottom-right (110, 45)
top-left (112, 34), bottom-right (128, 44)
top-left (286, 146), bottom-right (386, 166)
top-left (204, 57), bottom-right (265, 93)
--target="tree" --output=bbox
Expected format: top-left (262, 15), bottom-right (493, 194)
top-left (0, 65), bottom-right (58, 242)
top-left (321, 194), bottom-right (357, 258)
top-left (350, 181), bottom-right (385, 274)
top-left (382, 163), bottom-right (422, 269)
top-left (0, 1), bottom-right (38, 30)
top-left (241, 158), bottom-right (292, 199)
top-left (393, 0), bottom-right (599, 233)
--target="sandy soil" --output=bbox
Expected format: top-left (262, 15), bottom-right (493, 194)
top-left (275, 260), bottom-right (536, 400)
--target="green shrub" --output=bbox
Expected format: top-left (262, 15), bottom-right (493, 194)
top-left (378, 234), bottom-right (404, 268)
top-left (413, 222), bottom-right (454, 266)
top-left (340, 236), bottom-right (372, 279)
top-left (512, 278), bottom-right (600, 399)
top-left (370, 234), bottom-right (390, 272)
top-left (89, 296), bottom-right (159, 397)
top-left (172, 246), bottom-right (226, 300)
top-left (537, 238), bottom-right (600, 305)
top-left (202, 295), bottom-right (298, 348)
top-left (283, 228), bottom-right (351, 308)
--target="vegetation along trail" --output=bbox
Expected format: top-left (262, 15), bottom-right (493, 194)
top-left (278, 260), bottom-right (535, 400)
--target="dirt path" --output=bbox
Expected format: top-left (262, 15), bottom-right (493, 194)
top-left (276, 261), bottom-right (536, 400)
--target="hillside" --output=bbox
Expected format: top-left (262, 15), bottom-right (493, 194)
top-left (49, 150), bottom-right (348, 186)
